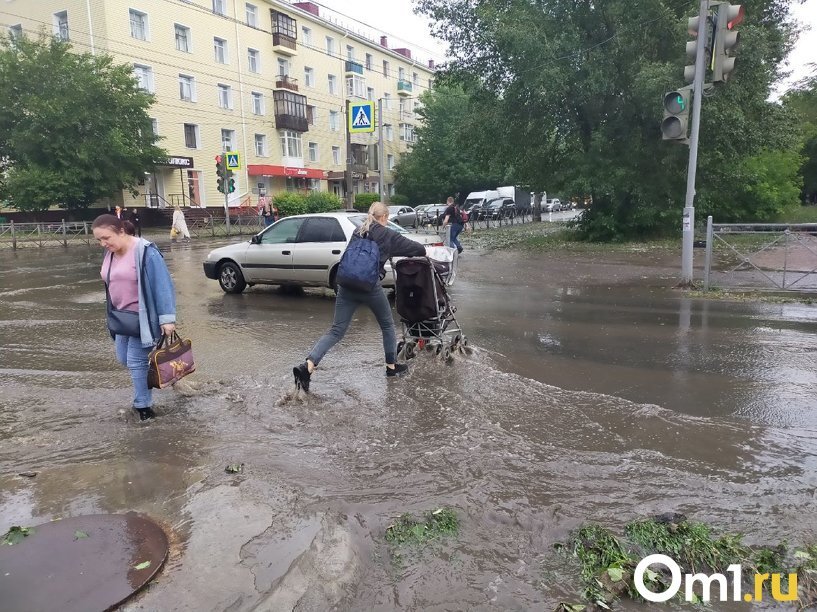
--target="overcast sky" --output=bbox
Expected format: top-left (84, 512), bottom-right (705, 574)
top-left (309, 0), bottom-right (816, 93)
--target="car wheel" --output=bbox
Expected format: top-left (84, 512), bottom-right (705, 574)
top-left (218, 261), bottom-right (246, 294)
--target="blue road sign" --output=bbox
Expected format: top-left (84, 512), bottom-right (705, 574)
top-left (349, 101), bottom-right (375, 133)
top-left (225, 151), bottom-right (241, 170)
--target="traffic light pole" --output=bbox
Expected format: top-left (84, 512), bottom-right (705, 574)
top-left (378, 98), bottom-right (385, 203)
top-left (223, 150), bottom-right (231, 234)
top-left (680, 0), bottom-right (710, 287)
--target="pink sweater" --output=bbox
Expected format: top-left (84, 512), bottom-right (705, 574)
top-left (101, 248), bottom-right (139, 312)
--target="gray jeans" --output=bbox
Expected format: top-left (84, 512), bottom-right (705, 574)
top-left (307, 285), bottom-right (397, 366)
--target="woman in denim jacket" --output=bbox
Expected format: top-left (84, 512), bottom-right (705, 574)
top-left (93, 214), bottom-right (177, 421)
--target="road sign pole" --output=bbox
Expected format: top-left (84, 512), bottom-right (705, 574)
top-left (378, 99), bottom-right (385, 203)
top-left (345, 100), bottom-right (353, 209)
top-left (681, 0), bottom-right (710, 287)
top-left (223, 149), bottom-right (230, 234)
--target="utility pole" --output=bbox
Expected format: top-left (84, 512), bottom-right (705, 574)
top-left (345, 100), bottom-right (354, 209)
top-left (378, 98), bottom-right (385, 203)
top-left (680, 0), bottom-right (710, 287)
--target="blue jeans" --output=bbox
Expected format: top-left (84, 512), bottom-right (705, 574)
top-left (115, 335), bottom-right (153, 409)
top-left (308, 285), bottom-right (397, 366)
top-left (450, 223), bottom-right (464, 251)
top-left (264, 216), bottom-right (274, 227)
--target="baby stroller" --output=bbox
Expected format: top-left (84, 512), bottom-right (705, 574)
top-left (394, 247), bottom-right (467, 362)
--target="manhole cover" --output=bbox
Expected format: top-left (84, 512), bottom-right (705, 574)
top-left (0, 512), bottom-right (168, 612)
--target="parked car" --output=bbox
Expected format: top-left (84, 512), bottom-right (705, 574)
top-left (484, 198), bottom-right (516, 220)
top-left (418, 203), bottom-right (448, 226)
top-left (203, 212), bottom-right (442, 294)
top-left (388, 205), bottom-right (418, 228)
top-left (544, 198), bottom-right (562, 212)
top-left (462, 200), bottom-right (487, 221)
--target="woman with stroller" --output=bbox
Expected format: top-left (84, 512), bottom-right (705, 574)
top-left (172, 205), bottom-right (191, 242)
top-left (293, 201), bottom-right (425, 392)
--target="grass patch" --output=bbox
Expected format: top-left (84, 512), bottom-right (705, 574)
top-left (557, 515), bottom-right (817, 610)
top-left (385, 507), bottom-right (459, 547)
top-left (689, 287), bottom-right (817, 304)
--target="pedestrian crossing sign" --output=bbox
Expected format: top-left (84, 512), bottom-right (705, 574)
top-left (348, 101), bottom-right (375, 133)
top-left (225, 151), bottom-right (241, 170)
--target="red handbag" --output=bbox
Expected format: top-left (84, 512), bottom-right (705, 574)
top-left (147, 332), bottom-right (195, 389)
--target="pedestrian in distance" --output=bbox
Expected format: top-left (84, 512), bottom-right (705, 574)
top-left (442, 196), bottom-right (465, 254)
top-left (260, 196), bottom-right (275, 227)
top-left (92, 214), bottom-right (177, 421)
top-left (128, 208), bottom-right (142, 237)
top-left (293, 201), bottom-right (426, 392)
top-left (172, 205), bottom-right (191, 242)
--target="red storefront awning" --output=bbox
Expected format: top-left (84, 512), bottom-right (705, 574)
top-left (248, 164), bottom-right (325, 179)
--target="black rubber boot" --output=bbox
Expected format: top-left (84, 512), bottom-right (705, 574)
top-left (293, 363), bottom-right (311, 392)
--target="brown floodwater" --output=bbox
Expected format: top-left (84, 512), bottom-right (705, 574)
top-left (2, 239), bottom-right (817, 610)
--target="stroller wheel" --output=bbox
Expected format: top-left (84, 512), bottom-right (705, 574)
top-left (405, 343), bottom-right (416, 359)
top-left (434, 344), bottom-right (442, 355)
top-left (461, 336), bottom-right (468, 347)
top-left (396, 340), bottom-right (405, 358)
top-left (442, 346), bottom-right (452, 362)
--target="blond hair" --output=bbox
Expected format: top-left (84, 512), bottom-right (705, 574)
top-left (360, 201), bottom-right (389, 234)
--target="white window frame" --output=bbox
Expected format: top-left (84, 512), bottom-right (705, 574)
top-left (129, 8), bottom-right (149, 41)
top-left (413, 72), bottom-right (419, 86)
top-left (150, 118), bottom-right (159, 135)
top-left (247, 48), bottom-right (260, 73)
top-left (308, 141), bottom-right (318, 162)
top-left (251, 91), bottom-right (264, 115)
top-left (346, 44), bottom-right (355, 60)
top-left (332, 146), bottom-right (341, 165)
top-left (221, 128), bottom-right (235, 151)
top-left (301, 26), bottom-right (312, 45)
top-left (329, 110), bottom-right (339, 132)
top-left (382, 60), bottom-right (389, 77)
top-left (385, 124), bottom-right (393, 141)
top-left (383, 93), bottom-right (391, 110)
top-left (277, 57), bottom-right (289, 77)
top-left (304, 67), bottom-right (314, 87)
top-left (398, 67), bottom-right (406, 81)
top-left (387, 154), bottom-right (395, 170)
top-left (245, 3), bottom-right (258, 27)
top-left (254, 133), bottom-right (267, 156)
top-left (217, 84), bottom-right (233, 110)
top-left (325, 36), bottom-right (335, 55)
top-left (174, 23), bottom-right (191, 53)
top-left (279, 130), bottom-right (303, 158)
top-left (328, 74), bottom-right (337, 95)
top-left (133, 64), bottom-right (154, 93)
top-left (346, 75), bottom-right (365, 99)
top-left (53, 11), bottom-right (69, 41)
top-left (307, 105), bottom-right (316, 125)
top-left (179, 74), bottom-right (196, 102)
top-left (367, 87), bottom-right (374, 101)
top-left (212, 0), bottom-right (226, 16)
top-left (214, 37), bottom-right (228, 64)
top-left (365, 53), bottom-right (373, 70)
top-left (183, 123), bottom-right (199, 149)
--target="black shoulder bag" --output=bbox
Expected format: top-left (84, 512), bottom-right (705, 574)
top-left (105, 252), bottom-right (141, 337)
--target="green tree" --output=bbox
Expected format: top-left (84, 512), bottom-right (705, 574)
top-left (416, 0), bottom-right (801, 240)
top-left (0, 34), bottom-right (166, 213)
top-left (782, 71), bottom-right (817, 204)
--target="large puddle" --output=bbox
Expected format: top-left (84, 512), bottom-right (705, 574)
top-left (2, 241), bottom-right (817, 609)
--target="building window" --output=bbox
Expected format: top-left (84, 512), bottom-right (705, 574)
top-left (387, 154), bottom-right (395, 170)
top-left (365, 53), bottom-right (373, 70)
top-left (150, 118), bottom-right (159, 135)
top-left (384, 124), bottom-right (393, 141)
top-left (346, 75), bottom-right (365, 99)
top-left (129, 9), bottom-right (148, 41)
top-left (175, 24), bottom-right (190, 52)
top-left (388, 183), bottom-right (395, 196)
top-left (398, 67), bottom-right (406, 81)
top-left (306, 105), bottom-right (316, 125)
top-left (273, 90), bottom-right (308, 129)
top-left (308, 142), bottom-right (318, 162)
top-left (254, 133), bottom-right (267, 156)
top-left (184, 123), bottom-right (199, 148)
top-left (179, 74), bottom-right (195, 102)
top-left (277, 57), bottom-right (289, 77)
top-left (399, 123), bottom-right (415, 142)
top-left (325, 36), bottom-right (335, 55)
top-left (271, 10), bottom-right (297, 43)
top-left (133, 64), bottom-right (154, 92)
top-left (212, 0), bottom-right (226, 16)
top-left (53, 11), bottom-right (69, 41)
top-left (301, 26), bottom-right (312, 45)
top-left (222, 129), bottom-right (235, 151)
top-left (329, 110), bottom-right (339, 131)
top-left (214, 37), bottom-right (228, 64)
top-left (382, 60), bottom-right (389, 77)
top-left (218, 84), bottom-right (232, 109)
top-left (399, 99), bottom-right (408, 119)
top-left (367, 87), bottom-right (374, 101)
top-left (383, 92), bottom-right (391, 110)
top-left (279, 130), bottom-right (303, 158)
top-left (304, 67), bottom-right (314, 87)
top-left (247, 48), bottom-right (260, 73)
top-left (9, 24), bottom-right (23, 39)
top-left (245, 3), bottom-right (258, 27)
top-left (328, 74), bottom-right (337, 95)
top-left (413, 72), bottom-right (419, 86)
top-left (332, 146), bottom-right (341, 165)
top-left (251, 91), bottom-right (264, 115)
top-left (346, 44), bottom-right (355, 60)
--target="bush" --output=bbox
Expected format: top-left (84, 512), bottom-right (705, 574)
top-left (305, 191), bottom-right (343, 213)
top-left (390, 193), bottom-right (409, 205)
top-left (354, 193), bottom-right (380, 211)
top-left (273, 192), bottom-right (307, 218)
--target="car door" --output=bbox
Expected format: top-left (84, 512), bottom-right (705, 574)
top-left (291, 217), bottom-right (347, 285)
top-left (241, 217), bottom-right (304, 283)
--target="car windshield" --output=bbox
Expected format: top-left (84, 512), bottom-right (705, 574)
top-left (349, 215), bottom-right (408, 234)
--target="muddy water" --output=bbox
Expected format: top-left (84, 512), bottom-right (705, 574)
top-left (2, 241), bottom-right (817, 610)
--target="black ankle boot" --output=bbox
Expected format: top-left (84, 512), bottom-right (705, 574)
top-left (136, 407), bottom-right (156, 421)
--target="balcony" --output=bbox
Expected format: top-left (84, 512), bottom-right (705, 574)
top-left (272, 32), bottom-right (297, 56)
top-left (274, 90), bottom-right (308, 132)
top-left (350, 145), bottom-right (369, 174)
top-left (345, 60), bottom-right (364, 76)
top-left (274, 75), bottom-right (299, 92)
top-left (397, 80), bottom-right (412, 95)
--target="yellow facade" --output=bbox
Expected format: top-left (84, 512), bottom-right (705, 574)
top-left (2, 0), bottom-right (434, 209)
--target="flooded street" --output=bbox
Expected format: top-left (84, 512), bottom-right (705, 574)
top-left (3, 239), bottom-right (817, 610)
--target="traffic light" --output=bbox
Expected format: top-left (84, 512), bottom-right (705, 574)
top-left (661, 86), bottom-right (692, 142)
top-left (215, 155), bottom-right (227, 193)
top-left (227, 170), bottom-right (235, 194)
top-left (684, 13), bottom-right (714, 83)
top-left (712, 2), bottom-right (744, 82)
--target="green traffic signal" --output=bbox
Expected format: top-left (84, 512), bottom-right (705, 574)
top-left (228, 178), bottom-right (235, 193)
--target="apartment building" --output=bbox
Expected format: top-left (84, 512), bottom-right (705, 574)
top-left (2, 0), bottom-right (435, 208)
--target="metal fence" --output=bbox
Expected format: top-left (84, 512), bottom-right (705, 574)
top-left (703, 216), bottom-right (817, 291)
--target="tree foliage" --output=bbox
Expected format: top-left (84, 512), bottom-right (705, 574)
top-left (414, 0), bottom-right (802, 240)
top-left (0, 35), bottom-right (166, 212)
top-left (782, 71), bottom-right (817, 203)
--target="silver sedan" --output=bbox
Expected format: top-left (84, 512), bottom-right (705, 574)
top-left (388, 205), bottom-right (418, 228)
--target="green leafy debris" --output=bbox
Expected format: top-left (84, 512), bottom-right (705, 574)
top-left (225, 463), bottom-right (244, 474)
top-left (384, 507), bottom-right (459, 547)
top-left (2, 526), bottom-right (34, 546)
top-left (134, 561), bottom-right (151, 570)
top-left (74, 530), bottom-right (89, 540)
